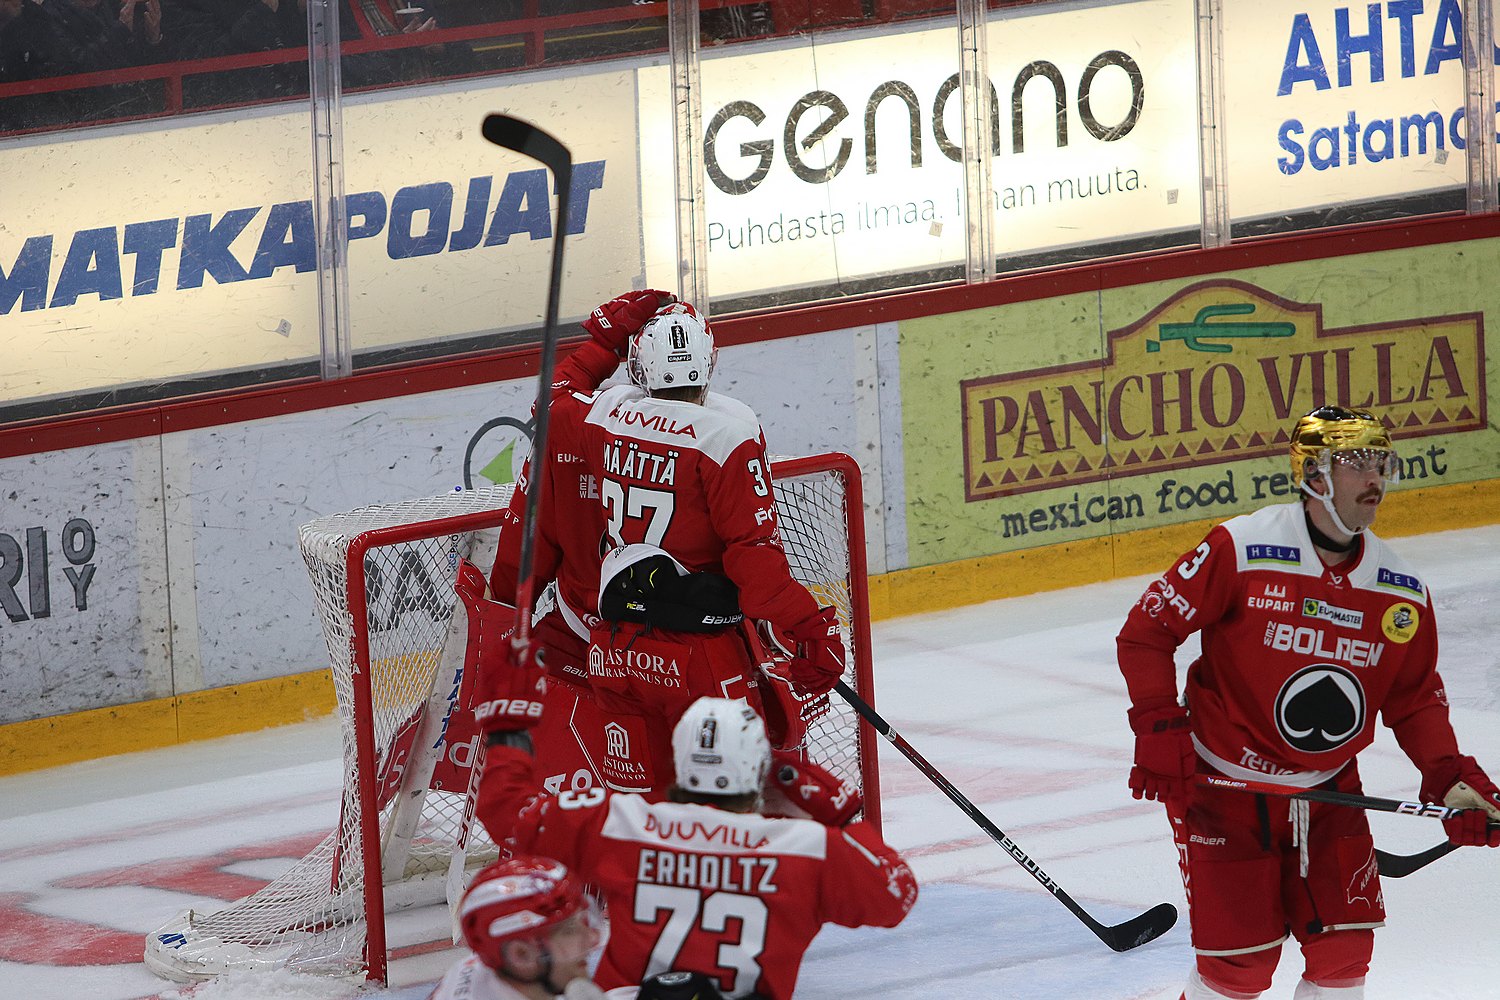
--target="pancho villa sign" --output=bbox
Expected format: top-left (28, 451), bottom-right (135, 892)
top-left (961, 279), bottom-right (1486, 502)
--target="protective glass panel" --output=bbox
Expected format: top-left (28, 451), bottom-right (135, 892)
top-left (339, 2), bottom-right (671, 370)
top-left (986, 0), bottom-right (1200, 272)
top-left (0, 35), bottom-right (320, 423)
top-left (1222, 0), bottom-right (1467, 235)
top-left (672, 1), bottom-right (966, 312)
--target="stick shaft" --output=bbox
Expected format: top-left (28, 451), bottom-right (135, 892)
top-left (834, 681), bottom-right (1176, 951)
top-left (1195, 773), bottom-right (1467, 820)
top-left (480, 115), bottom-right (573, 650)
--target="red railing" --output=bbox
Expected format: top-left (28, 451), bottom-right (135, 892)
top-left (0, 0), bottom-right (945, 137)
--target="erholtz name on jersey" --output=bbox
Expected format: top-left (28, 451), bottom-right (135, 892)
top-left (602, 439), bottom-right (679, 484)
top-left (637, 849), bottom-right (780, 893)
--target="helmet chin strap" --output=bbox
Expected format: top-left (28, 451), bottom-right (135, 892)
top-left (1301, 470), bottom-right (1363, 539)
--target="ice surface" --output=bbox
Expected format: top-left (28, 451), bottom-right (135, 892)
top-left (2, 525), bottom-right (1497, 999)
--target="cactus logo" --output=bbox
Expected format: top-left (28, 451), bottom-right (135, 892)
top-left (462, 415), bottom-right (534, 490)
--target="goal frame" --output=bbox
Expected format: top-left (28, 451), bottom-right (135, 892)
top-left (346, 452), bottom-right (883, 981)
top-left (144, 451), bottom-right (881, 986)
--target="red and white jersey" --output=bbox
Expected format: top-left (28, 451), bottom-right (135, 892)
top-left (488, 749), bottom-right (916, 1000)
top-left (1118, 502), bottom-right (1460, 784)
top-left (491, 339), bottom-right (619, 630)
top-left (426, 954), bottom-right (540, 1000)
top-left (579, 385), bottom-right (817, 629)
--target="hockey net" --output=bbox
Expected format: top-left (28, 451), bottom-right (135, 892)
top-left (144, 452), bottom-right (879, 983)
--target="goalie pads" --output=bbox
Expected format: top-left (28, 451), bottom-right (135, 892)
top-left (454, 558), bottom-right (543, 732)
top-left (741, 620), bottom-right (830, 751)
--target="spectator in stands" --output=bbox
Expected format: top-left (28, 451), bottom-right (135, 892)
top-left (164, 0), bottom-right (290, 58)
top-left (0, 0), bottom-right (132, 81)
top-left (111, 0), bottom-right (167, 64)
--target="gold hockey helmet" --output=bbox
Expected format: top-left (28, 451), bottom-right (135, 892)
top-left (1289, 405), bottom-right (1396, 487)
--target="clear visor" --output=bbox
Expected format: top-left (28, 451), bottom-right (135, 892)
top-left (1330, 447), bottom-right (1400, 482)
top-left (545, 900), bottom-right (604, 966)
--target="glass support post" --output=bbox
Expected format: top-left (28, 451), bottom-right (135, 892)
top-left (309, 0), bottom-right (352, 380)
top-left (669, 0), bottom-right (709, 310)
top-left (958, 0), bottom-right (995, 283)
top-left (1195, 0), bottom-right (1230, 247)
top-left (1464, 0), bottom-right (1498, 214)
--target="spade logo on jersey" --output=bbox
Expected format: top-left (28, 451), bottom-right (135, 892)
top-left (1274, 665), bottom-right (1366, 754)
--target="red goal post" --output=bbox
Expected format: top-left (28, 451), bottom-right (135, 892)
top-left (143, 451), bottom-right (880, 984)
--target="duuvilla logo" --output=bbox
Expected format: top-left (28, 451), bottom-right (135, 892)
top-left (961, 279), bottom-right (1485, 502)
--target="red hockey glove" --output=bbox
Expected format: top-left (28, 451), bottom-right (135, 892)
top-left (1422, 756), bottom-right (1500, 848)
top-left (1127, 703), bottom-right (1195, 804)
top-left (454, 559), bottom-right (544, 733)
top-left (767, 749), bottom-right (862, 826)
top-left (581, 289), bottom-right (676, 356)
top-left (772, 607), bottom-right (846, 697)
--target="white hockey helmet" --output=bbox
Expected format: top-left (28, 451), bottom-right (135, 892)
top-left (628, 302), bottom-right (716, 392)
top-left (671, 697), bottom-right (770, 797)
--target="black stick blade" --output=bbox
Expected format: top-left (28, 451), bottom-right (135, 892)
top-left (1376, 841), bottom-right (1458, 878)
top-left (481, 114), bottom-right (573, 176)
top-left (1100, 902), bottom-right (1178, 952)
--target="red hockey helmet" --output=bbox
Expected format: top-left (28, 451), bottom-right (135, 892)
top-left (458, 855), bottom-right (588, 972)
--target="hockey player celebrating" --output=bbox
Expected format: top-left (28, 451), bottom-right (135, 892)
top-left (572, 301), bottom-right (846, 792)
top-left (461, 288), bottom-right (675, 789)
top-left (477, 696), bottom-right (916, 1000)
top-left (464, 296), bottom-right (841, 795)
top-left (427, 855), bottom-right (600, 1000)
top-left (1117, 405), bottom-right (1500, 1000)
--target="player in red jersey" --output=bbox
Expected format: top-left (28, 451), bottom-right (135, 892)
top-left (1118, 405), bottom-right (1500, 1000)
top-left (427, 855), bottom-right (600, 1000)
top-left (477, 696), bottom-right (915, 1000)
top-left (460, 289), bottom-right (675, 795)
top-left (571, 301), bottom-right (846, 792)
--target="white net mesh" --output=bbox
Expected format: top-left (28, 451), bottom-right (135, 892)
top-left (144, 457), bottom-right (873, 983)
top-left (769, 459), bottom-right (873, 801)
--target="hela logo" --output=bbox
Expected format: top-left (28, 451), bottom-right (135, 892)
top-left (1377, 567), bottom-right (1423, 597)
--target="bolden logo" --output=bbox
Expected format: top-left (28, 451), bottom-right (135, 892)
top-left (960, 279), bottom-right (1484, 501)
top-left (1381, 602), bottom-right (1419, 644)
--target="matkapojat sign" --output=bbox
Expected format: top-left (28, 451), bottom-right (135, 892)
top-left (0, 69), bottom-right (646, 408)
top-left (640, 0), bottom-right (1201, 299)
top-left (961, 279), bottom-right (1485, 501)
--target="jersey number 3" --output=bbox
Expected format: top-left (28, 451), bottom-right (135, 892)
top-left (635, 885), bottom-right (766, 995)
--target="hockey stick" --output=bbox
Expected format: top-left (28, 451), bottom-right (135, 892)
top-left (833, 680), bottom-right (1178, 952)
top-left (1194, 773), bottom-right (1482, 822)
top-left (480, 114), bottom-right (572, 657)
top-left (1375, 841), bottom-right (1458, 878)
top-left (1195, 774), bottom-right (1493, 879)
